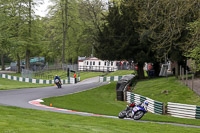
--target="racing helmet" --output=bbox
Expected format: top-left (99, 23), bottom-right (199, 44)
top-left (144, 100), bottom-right (148, 106)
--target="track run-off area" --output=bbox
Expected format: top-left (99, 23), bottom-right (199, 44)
top-left (0, 77), bottom-right (200, 128)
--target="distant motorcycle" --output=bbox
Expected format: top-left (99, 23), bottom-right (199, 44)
top-left (55, 79), bottom-right (62, 88)
top-left (118, 104), bottom-right (147, 120)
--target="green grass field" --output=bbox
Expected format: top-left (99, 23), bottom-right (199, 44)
top-left (43, 80), bottom-right (200, 126)
top-left (7, 70), bottom-right (135, 81)
top-left (134, 76), bottom-right (200, 105)
top-left (8, 70), bottom-right (67, 80)
top-left (79, 71), bottom-right (104, 81)
top-left (0, 78), bottom-right (51, 90)
top-left (1, 74), bottom-right (200, 132)
top-left (105, 70), bottom-right (135, 77)
top-left (0, 70), bottom-right (135, 90)
top-left (0, 105), bottom-right (200, 133)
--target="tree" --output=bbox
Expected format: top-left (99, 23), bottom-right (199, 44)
top-left (0, 0), bottom-right (12, 70)
top-left (185, 19), bottom-right (200, 73)
top-left (0, 0), bottom-right (45, 72)
top-left (43, 0), bottom-right (106, 64)
top-left (136, 0), bottom-right (200, 77)
top-left (96, 0), bottom-right (152, 79)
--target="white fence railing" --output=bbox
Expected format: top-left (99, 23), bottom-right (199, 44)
top-left (0, 74), bottom-right (78, 84)
top-left (167, 102), bottom-right (200, 119)
top-left (99, 76), bottom-right (123, 82)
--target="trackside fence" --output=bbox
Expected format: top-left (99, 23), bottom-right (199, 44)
top-left (0, 74), bottom-right (79, 84)
top-left (99, 76), bottom-right (123, 82)
top-left (167, 102), bottom-right (200, 119)
top-left (126, 92), bottom-right (165, 115)
top-left (126, 92), bottom-right (200, 119)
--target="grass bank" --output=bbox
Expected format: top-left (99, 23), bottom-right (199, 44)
top-left (79, 71), bottom-right (104, 81)
top-left (0, 105), bottom-right (200, 133)
top-left (134, 76), bottom-right (200, 105)
top-left (8, 70), bottom-right (135, 81)
top-left (105, 70), bottom-right (135, 77)
top-left (0, 78), bottom-right (51, 90)
top-left (43, 81), bottom-right (200, 126)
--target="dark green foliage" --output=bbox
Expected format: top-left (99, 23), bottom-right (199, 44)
top-left (96, 1), bottom-right (139, 61)
top-left (96, 1), bottom-right (154, 79)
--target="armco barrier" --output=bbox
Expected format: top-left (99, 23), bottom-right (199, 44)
top-left (0, 74), bottom-right (76, 84)
top-left (126, 92), bottom-right (164, 115)
top-left (99, 76), bottom-right (123, 82)
top-left (167, 102), bottom-right (200, 119)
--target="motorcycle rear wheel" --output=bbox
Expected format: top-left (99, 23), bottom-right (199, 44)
top-left (118, 111), bottom-right (126, 119)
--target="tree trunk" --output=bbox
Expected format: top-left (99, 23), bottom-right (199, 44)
top-left (1, 54), bottom-right (5, 70)
top-left (29, 0), bottom-right (31, 38)
top-left (153, 62), bottom-right (161, 77)
top-left (175, 61), bottom-right (179, 78)
top-left (25, 0), bottom-right (31, 70)
top-left (62, 0), bottom-right (68, 65)
top-left (17, 53), bottom-right (21, 73)
top-left (25, 49), bottom-right (30, 70)
top-left (137, 62), bottom-right (145, 79)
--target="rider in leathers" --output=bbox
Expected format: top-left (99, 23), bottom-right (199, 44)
top-left (131, 100), bottom-right (148, 118)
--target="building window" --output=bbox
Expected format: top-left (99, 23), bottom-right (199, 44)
top-left (90, 61), bottom-right (92, 65)
top-left (99, 61), bottom-right (101, 65)
top-left (111, 62), bottom-right (113, 66)
top-left (87, 61), bottom-right (88, 65)
top-left (104, 62), bottom-right (106, 66)
top-left (93, 61), bottom-right (95, 65)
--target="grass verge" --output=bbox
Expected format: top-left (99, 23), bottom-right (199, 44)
top-left (0, 105), bottom-right (200, 133)
top-left (105, 70), bottom-right (135, 77)
top-left (0, 78), bottom-right (51, 90)
top-left (8, 71), bottom-right (104, 81)
top-left (79, 71), bottom-right (104, 81)
top-left (7, 70), bottom-right (135, 81)
top-left (43, 81), bottom-right (200, 126)
top-left (134, 76), bottom-right (200, 105)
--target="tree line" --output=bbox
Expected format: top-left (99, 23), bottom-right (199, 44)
top-left (0, 0), bottom-right (104, 72)
top-left (0, 0), bottom-right (200, 79)
top-left (95, 0), bottom-right (200, 79)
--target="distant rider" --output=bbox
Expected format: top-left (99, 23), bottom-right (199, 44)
top-left (54, 75), bottom-right (61, 83)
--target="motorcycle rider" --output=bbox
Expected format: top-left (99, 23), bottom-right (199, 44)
top-left (131, 100), bottom-right (148, 118)
top-left (54, 75), bottom-right (61, 86)
top-left (54, 75), bottom-right (60, 81)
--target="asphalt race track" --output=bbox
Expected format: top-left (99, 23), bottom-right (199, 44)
top-left (0, 77), bottom-right (108, 112)
top-left (0, 77), bottom-right (200, 128)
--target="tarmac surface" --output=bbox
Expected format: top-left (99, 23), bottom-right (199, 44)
top-left (0, 77), bottom-right (107, 111)
top-left (0, 76), bottom-right (200, 128)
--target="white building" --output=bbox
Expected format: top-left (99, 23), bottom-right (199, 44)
top-left (78, 56), bottom-right (133, 72)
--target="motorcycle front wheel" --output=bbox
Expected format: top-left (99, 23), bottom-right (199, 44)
top-left (133, 111), bottom-right (144, 120)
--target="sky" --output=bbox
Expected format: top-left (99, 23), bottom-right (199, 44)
top-left (34, 0), bottom-right (52, 17)
top-left (34, 0), bottom-right (109, 17)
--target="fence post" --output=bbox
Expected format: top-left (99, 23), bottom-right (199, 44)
top-left (182, 68), bottom-right (184, 84)
top-left (186, 70), bottom-right (188, 86)
top-left (192, 74), bottom-right (194, 91)
top-left (179, 65), bottom-right (182, 80)
top-left (163, 103), bottom-right (165, 114)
